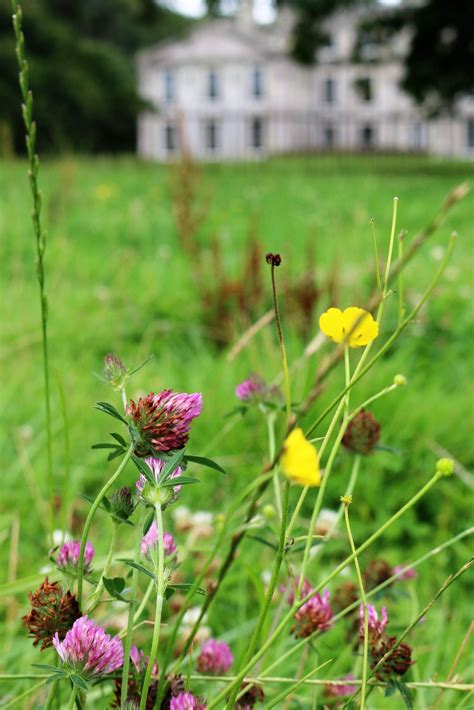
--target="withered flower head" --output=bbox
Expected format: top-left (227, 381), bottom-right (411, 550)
top-left (22, 577), bottom-right (81, 650)
top-left (128, 390), bottom-right (202, 457)
top-left (370, 636), bottom-right (415, 680)
top-left (265, 252), bottom-right (281, 267)
top-left (234, 682), bottom-right (265, 709)
top-left (332, 582), bottom-right (359, 613)
top-left (342, 409), bottom-right (380, 455)
top-left (363, 559), bottom-right (394, 591)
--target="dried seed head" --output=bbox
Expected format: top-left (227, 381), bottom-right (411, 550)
top-left (371, 636), bottom-right (415, 680)
top-left (363, 559), bottom-right (394, 591)
top-left (22, 578), bottom-right (81, 650)
top-left (342, 409), bottom-right (380, 455)
top-left (265, 252), bottom-right (282, 267)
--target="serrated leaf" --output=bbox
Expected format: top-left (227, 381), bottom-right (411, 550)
top-left (184, 454), bottom-right (227, 475)
top-left (70, 673), bottom-right (89, 690)
top-left (118, 559), bottom-right (155, 580)
top-left (395, 680), bottom-right (413, 709)
top-left (143, 510), bottom-right (154, 535)
top-left (94, 401), bottom-right (128, 425)
top-left (159, 475), bottom-right (200, 488)
top-left (132, 456), bottom-right (155, 486)
top-left (160, 449), bottom-right (186, 482)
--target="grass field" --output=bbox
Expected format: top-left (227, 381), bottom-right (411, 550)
top-left (0, 154), bottom-right (473, 708)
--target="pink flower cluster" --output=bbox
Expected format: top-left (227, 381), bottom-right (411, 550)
top-left (128, 390), bottom-right (202, 456)
top-left (141, 520), bottom-right (177, 559)
top-left (56, 540), bottom-right (94, 572)
top-left (130, 644), bottom-right (158, 677)
top-left (394, 565), bottom-right (417, 581)
top-left (235, 374), bottom-right (266, 401)
top-left (292, 588), bottom-right (333, 639)
top-left (170, 691), bottom-right (206, 709)
top-left (197, 638), bottom-right (233, 675)
top-left (136, 456), bottom-right (183, 501)
top-left (53, 615), bottom-right (123, 678)
top-left (324, 674), bottom-right (356, 698)
top-left (359, 603), bottom-right (388, 643)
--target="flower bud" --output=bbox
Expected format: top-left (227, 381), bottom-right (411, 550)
top-left (394, 374), bottom-right (407, 387)
top-left (110, 487), bottom-right (135, 522)
top-left (103, 353), bottom-right (128, 391)
top-left (262, 504), bottom-right (276, 520)
top-left (436, 458), bottom-right (454, 476)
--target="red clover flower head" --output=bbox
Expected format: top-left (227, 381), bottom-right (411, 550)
top-left (130, 644), bottom-right (158, 677)
top-left (235, 374), bottom-right (266, 401)
top-left (292, 588), bottom-right (333, 639)
top-left (53, 615), bottom-right (124, 678)
top-left (394, 565), bottom-right (417, 581)
top-left (360, 603), bottom-right (388, 644)
top-left (128, 390), bottom-right (202, 457)
top-left (56, 540), bottom-right (94, 573)
top-left (286, 576), bottom-right (313, 605)
top-left (141, 520), bottom-right (177, 559)
top-left (197, 638), bottom-right (233, 675)
top-left (170, 692), bottom-right (206, 710)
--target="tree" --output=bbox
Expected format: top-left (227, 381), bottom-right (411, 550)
top-left (0, 0), bottom-right (191, 153)
top-left (278, 0), bottom-right (474, 109)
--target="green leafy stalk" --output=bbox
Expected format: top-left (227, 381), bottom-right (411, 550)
top-left (86, 521), bottom-right (118, 613)
top-left (139, 503), bottom-right (165, 710)
top-left (77, 443), bottom-right (134, 606)
top-left (11, 1), bottom-right (54, 541)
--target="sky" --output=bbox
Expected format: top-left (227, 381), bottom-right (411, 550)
top-left (164, 0), bottom-right (277, 23)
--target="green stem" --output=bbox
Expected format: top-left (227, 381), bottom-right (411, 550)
top-left (43, 678), bottom-right (59, 709)
top-left (207, 469), bottom-right (444, 707)
top-left (12, 1), bottom-right (54, 544)
top-left (383, 196), bottom-right (399, 297)
top-left (344, 345), bottom-right (350, 418)
top-left (398, 232), bottom-right (406, 325)
top-left (267, 412), bottom-right (282, 520)
top-left (120, 508), bottom-right (145, 707)
top-left (87, 521), bottom-right (118, 613)
top-left (77, 443), bottom-right (134, 607)
top-left (0, 680), bottom-right (48, 709)
top-left (67, 685), bottom-right (78, 710)
top-left (269, 260), bottom-right (291, 424)
top-left (265, 659), bottom-right (333, 709)
top-left (343, 501), bottom-right (368, 710)
top-left (226, 481), bottom-right (291, 708)
top-left (305, 234), bottom-right (455, 439)
top-left (370, 218), bottom-right (382, 292)
top-left (139, 503), bottom-right (165, 710)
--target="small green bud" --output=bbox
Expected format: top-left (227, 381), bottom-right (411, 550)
top-left (394, 374), bottom-right (407, 387)
top-left (110, 487), bottom-right (135, 522)
top-left (262, 504), bottom-right (276, 520)
top-left (436, 458), bottom-right (454, 476)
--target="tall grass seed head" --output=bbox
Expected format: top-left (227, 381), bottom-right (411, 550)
top-left (128, 390), bottom-right (202, 457)
top-left (22, 578), bottom-right (81, 650)
top-left (281, 428), bottom-right (321, 487)
top-left (319, 306), bottom-right (379, 347)
top-left (342, 410), bottom-right (381, 455)
top-left (53, 615), bottom-right (124, 679)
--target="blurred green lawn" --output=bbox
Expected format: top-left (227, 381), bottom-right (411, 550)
top-left (0, 155), bottom-right (473, 706)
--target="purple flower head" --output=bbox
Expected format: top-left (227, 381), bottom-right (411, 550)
top-left (128, 390), bottom-right (202, 457)
top-left (136, 457), bottom-right (183, 506)
top-left (394, 565), bottom-right (417, 581)
top-left (170, 692), bottom-right (206, 710)
top-left (141, 520), bottom-right (177, 559)
top-left (235, 374), bottom-right (266, 402)
top-left (292, 589), bottom-right (333, 638)
top-left (56, 540), bottom-right (94, 573)
top-left (53, 615), bottom-right (124, 678)
top-left (360, 603), bottom-right (388, 643)
top-left (130, 644), bottom-right (158, 677)
top-left (197, 639), bottom-right (233, 675)
top-left (324, 674), bottom-right (356, 698)
top-left (286, 576), bottom-right (313, 606)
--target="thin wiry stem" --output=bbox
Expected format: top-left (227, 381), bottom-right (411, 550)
top-left (12, 1), bottom-right (54, 542)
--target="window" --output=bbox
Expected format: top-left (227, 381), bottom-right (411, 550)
top-left (323, 78), bottom-right (336, 105)
top-left (164, 123), bottom-right (176, 152)
top-left (208, 69), bottom-right (219, 100)
top-left (252, 67), bottom-right (263, 98)
top-left (164, 70), bottom-right (174, 103)
top-left (360, 124), bottom-right (375, 150)
top-left (251, 117), bottom-right (264, 149)
top-left (467, 118), bottom-right (474, 149)
top-left (206, 120), bottom-right (219, 152)
top-left (323, 124), bottom-right (336, 148)
top-left (354, 77), bottom-right (373, 103)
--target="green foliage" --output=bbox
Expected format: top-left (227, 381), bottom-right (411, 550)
top-left (0, 0), bottom-right (191, 153)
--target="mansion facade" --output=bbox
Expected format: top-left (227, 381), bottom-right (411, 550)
top-left (136, 2), bottom-right (474, 160)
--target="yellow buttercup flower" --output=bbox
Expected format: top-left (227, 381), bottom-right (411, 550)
top-left (280, 428), bottom-right (320, 487)
top-left (319, 307), bottom-right (379, 348)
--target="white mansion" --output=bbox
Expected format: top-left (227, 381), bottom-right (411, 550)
top-left (137, 2), bottom-right (474, 160)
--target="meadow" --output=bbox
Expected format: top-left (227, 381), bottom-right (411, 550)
top-left (0, 153), bottom-right (473, 708)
